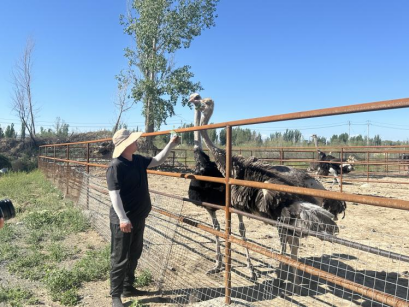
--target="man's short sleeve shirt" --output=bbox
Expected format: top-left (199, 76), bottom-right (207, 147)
top-left (106, 154), bottom-right (152, 224)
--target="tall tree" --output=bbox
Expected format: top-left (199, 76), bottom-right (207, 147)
top-left (11, 38), bottom-right (37, 145)
top-left (121, 0), bottom-right (219, 147)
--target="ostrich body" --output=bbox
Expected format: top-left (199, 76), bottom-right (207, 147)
top-left (317, 150), bottom-right (355, 187)
top-left (190, 94), bottom-right (340, 292)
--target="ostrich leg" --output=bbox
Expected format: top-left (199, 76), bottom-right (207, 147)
top-left (206, 209), bottom-right (224, 274)
top-left (329, 168), bottom-right (340, 187)
top-left (238, 214), bottom-right (258, 281)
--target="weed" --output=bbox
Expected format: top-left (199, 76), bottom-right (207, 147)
top-left (0, 286), bottom-right (39, 307)
top-left (44, 268), bottom-right (81, 303)
top-left (135, 270), bottom-right (152, 287)
top-left (75, 245), bottom-right (110, 281)
top-left (25, 228), bottom-right (46, 244)
top-left (0, 223), bottom-right (16, 242)
top-left (48, 242), bottom-right (70, 262)
top-left (0, 243), bottom-right (19, 262)
top-left (59, 288), bottom-right (80, 306)
top-left (8, 249), bottom-right (53, 280)
top-left (129, 299), bottom-right (147, 307)
top-left (43, 245), bottom-right (109, 305)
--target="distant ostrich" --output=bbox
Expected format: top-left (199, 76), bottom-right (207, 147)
top-left (316, 150), bottom-right (355, 187)
top-left (190, 94), bottom-right (340, 292)
top-left (400, 153), bottom-right (409, 174)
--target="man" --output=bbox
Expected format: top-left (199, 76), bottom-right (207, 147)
top-left (106, 129), bottom-right (179, 307)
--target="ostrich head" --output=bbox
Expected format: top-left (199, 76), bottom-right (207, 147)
top-left (188, 93), bottom-right (215, 126)
top-left (317, 150), bottom-right (326, 161)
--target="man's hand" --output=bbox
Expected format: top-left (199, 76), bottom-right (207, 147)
top-left (0, 217), bottom-right (4, 229)
top-left (170, 135), bottom-right (180, 145)
top-left (120, 221), bottom-right (132, 233)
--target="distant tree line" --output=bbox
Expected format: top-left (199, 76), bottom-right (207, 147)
top-left (168, 126), bottom-right (408, 147)
top-left (0, 117), bottom-right (70, 141)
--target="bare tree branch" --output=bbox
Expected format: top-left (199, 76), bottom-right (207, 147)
top-left (11, 38), bottom-right (37, 145)
top-left (113, 70), bottom-right (134, 133)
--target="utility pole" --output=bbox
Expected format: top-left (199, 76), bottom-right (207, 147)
top-left (348, 121), bottom-right (351, 145)
top-left (367, 120), bottom-right (370, 146)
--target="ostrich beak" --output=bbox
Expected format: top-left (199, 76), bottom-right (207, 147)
top-left (188, 93), bottom-right (201, 103)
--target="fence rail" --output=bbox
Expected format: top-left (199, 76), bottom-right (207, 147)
top-left (39, 97), bottom-right (409, 306)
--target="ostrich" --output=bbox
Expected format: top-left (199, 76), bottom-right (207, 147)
top-left (189, 94), bottom-right (346, 220)
top-left (187, 95), bottom-right (259, 280)
top-left (190, 94), bottom-right (340, 292)
top-left (317, 150), bottom-right (355, 187)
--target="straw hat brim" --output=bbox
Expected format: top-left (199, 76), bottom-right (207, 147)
top-left (112, 132), bottom-right (143, 158)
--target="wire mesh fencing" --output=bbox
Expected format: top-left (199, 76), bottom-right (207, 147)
top-left (38, 158), bottom-right (409, 306)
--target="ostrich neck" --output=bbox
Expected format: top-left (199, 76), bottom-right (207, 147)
top-left (200, 109), bottom-right (227, 176)
top-left (193, 108), bottom-right (202, 150)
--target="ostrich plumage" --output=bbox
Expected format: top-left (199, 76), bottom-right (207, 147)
top-left (187, 102), bottom-right (226, 275)
top-left (190, 93), bottom-right (340, 292)
top-left (317, 150), bottom-right (354, 187)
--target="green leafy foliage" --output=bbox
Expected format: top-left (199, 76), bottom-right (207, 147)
top-left (134, 269), bottom-right (153, 287)
top-left (121, 0), bottom-right (219, 133)
top-left (0, 286), bottom-right (39, 307)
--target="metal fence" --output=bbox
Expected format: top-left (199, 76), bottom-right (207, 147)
top-left (38, 97), bottom-right (409, 307)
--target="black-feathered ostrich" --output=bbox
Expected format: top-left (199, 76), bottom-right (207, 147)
top-left (316, 150), bottom-right (355, 187)
top-left (187, 99), bottom-right (226, 275)
top-left (188, 96), bottom-right (260, 280)
top-left (189, 93), bottom-right (340, 292)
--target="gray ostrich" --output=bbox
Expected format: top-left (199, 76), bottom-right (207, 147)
top-left (189, 94), bottom-right (340, 292)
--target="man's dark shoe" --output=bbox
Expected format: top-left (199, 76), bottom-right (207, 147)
top-left (112, 296), bottom-right (124, 307)
top-left (122, 286), bottom-right (148, 297)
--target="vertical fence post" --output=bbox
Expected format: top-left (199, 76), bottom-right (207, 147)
top-left (340, 148), bottom-right (344, 192)
top-left (366, 151), bottom-right (370, 182)
top-left (224, 125), bottom-right (232, 305)
top-left (86, 143), bottom-right (90, 210)
top-left (280, 147), bottom-right (284, 165)
top-left (385, 152), bottom-right (388, 174)
top-left (53, 146), bottom-right (56, 183)
top-left (66, 144), bottom-right (69, 197)
top-left (86, 143), bottom-right (90, 174)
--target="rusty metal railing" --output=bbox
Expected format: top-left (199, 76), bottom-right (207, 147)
top-left (39, 97), bottom-right (409, 307)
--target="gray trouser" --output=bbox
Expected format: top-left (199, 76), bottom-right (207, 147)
top-left (110, 219), bottom-right (145, 297)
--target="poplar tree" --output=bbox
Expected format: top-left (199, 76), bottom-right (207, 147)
top-left (121, 0), bottom-right (219, 147)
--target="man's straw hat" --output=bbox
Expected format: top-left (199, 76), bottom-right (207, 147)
top-left (112, 129), bottom-right (143, 158)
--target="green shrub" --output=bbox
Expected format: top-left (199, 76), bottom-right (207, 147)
top-left (135, 270), bottom-right (152, 287)
top-left (0, 286), bottom-right (39, 307)
top-left (0, 153), bottom-right (12, 169)
top-left (44, 269), bottom-right (81, 302)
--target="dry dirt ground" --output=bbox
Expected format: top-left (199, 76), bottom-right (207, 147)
top-left (2, 171), bottom-right (409, 307)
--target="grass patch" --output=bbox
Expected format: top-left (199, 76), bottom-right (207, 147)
top-left (129, 299), bottom-right (148, 307)
top-left (0, 286), bottom-right (39, 307)
top-left (44, 245), bottom-right (110, 305)
top-left (135, 270), bottom-right (153, 287)
top-left (0, 170), bottom-right (107, 306)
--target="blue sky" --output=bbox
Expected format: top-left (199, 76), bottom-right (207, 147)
top-left (1, 0), bottom-right (408, 142)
